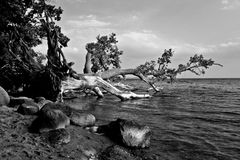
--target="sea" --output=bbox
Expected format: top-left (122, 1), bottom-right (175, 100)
top-left (67, 78), bottom-right (240, 160)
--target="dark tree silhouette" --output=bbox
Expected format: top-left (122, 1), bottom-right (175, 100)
top-left (0, 0), bottom-right (71, 100)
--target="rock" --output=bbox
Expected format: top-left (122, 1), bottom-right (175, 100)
top-left (98, 145), bottom-right (141, 160)
top-left (0, 105), bottom-right (15, 112)
top-left (30, 109), bottom-right (70, 133)
top-left (9, 96), bottom-right (34, 108)
top-left (42, 128), bottom-right (70, 145)
top-left (70, 112), bottom-right (96, 127)
top-left (40, 102), bottom-right (73, 117)
top-left (34, 97), bottom-right (52, 110)
top-left (85, 126), bottom-right (99, 133)
top-left (17, 101), bottom-right (39, 115)
top-left (0, 86), bottom-right (10, 106)
top-left (98, 118), bottom-right (151, 148)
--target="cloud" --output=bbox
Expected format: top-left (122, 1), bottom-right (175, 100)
top-left (174, 40), bottom-right (240, 55)
top-left (117, 31), bottom-right (220, 56)
top-left (67, 15), bottom-right (111, 28)
top-left (221, 0), bottom-right (240, 10)
top-left (219, 41), bottom-right (240, 47)
top-left (60, 14), bottom-right (113, 54)
top-left (62, 46), bottom-right (79, 54)
top-left (172, 43), bottom-right (216, 55)
top-left (118, 31), bottom-right (170, 50)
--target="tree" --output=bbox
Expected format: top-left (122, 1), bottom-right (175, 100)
top-left (0, 0), bottom-right (71, 100)
top-left (84, 33), bottom-right (123, 73)
top-left (0, 0), bottom-right (43, 93)
top-left (64, 34), bottom-right (222, 100)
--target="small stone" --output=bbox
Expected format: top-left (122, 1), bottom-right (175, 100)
top-left (85, 126), bottom-right (99, 133)
top-left (0, 86), bottom-right (10, 106)
top-left (43, 128), bottom-right (70, 145)
top-left (70, 112), bottom-right (96, 127)
top-left (17, 101), bottom-right (39, 115)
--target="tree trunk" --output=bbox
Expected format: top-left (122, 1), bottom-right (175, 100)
top-left (98, 68), bottom-right (159, 91)
top-left (83, 51), bottom-right (92, 74)
top-left (61, 76), bottom-right (151, 101)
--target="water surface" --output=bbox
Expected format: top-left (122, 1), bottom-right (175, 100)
top-left (68, 78), bottom-right (240, 160)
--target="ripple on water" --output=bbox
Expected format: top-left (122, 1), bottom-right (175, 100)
top-left (66, 79), bottom-right (240, 160)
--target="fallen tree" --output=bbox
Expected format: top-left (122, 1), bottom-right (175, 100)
top-left (59, 35), bottom-right (222, 101)
top-left (0, 0), bottom-right (222, 102)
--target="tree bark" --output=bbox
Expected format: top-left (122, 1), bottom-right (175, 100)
top-left (83, 51), bottom-right (92, 74)
top-left (98, 68), bottom-right (159, 91)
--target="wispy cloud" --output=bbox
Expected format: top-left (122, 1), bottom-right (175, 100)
top-left (62, 46), bottom-right (79, 54)
top-left (221, 0), bottom-right (240, 10)
top-left (118, 31), bottom-right (218, 56)
top-left (175, 40), bottom-right (240, 55)
top-left (118, 31), bottom-right (174, 52)
top-left (219, 41), bottom-right (240, 47)
top-left (67, 15), bottom-right (111, 28)
top-left (172, 43), bottom-right (216, 55)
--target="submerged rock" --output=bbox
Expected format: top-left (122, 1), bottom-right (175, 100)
top-left (0, 86), bottom-right (10, 106)
top-left (98, 145), bottom-right (141, 160)
top-left (70, 112), bottom-right (96, 127)
top-left (98, 118), bottom-right (151, 148)
top-left (17, 101), bottom-right (39, 115)
top-left (42, 128), bottom-right (71, 145)
top-left (30, 109), bottom-right (70, 133)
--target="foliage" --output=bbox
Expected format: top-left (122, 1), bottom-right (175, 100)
top-left (26, 67), bottom-right (61, 101)
top-left (137, 49), bottom-right (222, 82)
top-left (85, 34), bottom-right (222, 87)
top-left (86, 33), bottom-right (123, 73)
top-left (0, 0), bottom-right (70, 98)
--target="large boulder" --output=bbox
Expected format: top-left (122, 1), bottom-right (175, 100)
top-left (0, 86), bottom-right (10, 106)
top-left (70, 112), bottom-right (96, 127)
top-left (30, 109), bottom-right (70, 133)
top-left (17, 100), bottom-right (39, 115)
top-left (98, 118), bottom-right (151, 148)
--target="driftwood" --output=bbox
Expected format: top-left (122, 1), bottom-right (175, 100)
top-left (60, 75), bottom-right (151, 101)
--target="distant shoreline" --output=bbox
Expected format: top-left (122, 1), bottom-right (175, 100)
top-left (177, 78), bottom-right (240, 80)
top-left (125, 78), bottom-right (240, 80)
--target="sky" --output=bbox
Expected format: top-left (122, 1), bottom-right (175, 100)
top-left (36, 0), bottom-right (240, 78)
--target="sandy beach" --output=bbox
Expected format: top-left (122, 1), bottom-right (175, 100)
top-left (0, 104), bottom-right (113, 160)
